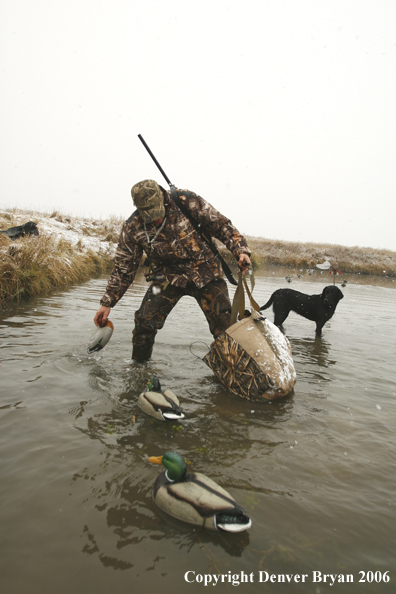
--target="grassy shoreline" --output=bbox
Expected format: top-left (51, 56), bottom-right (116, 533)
top-left (1, 208), bottom-right (395, 305)
top-left (221, 235), bottom-right (396, 277)
top-left (0, 208), bottom-right (117, 305)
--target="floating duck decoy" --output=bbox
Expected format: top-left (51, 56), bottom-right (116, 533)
top-left (138, 376), bottom-right (185, 421)
top-left (316, 259), bottom-right (331, 270)
top-left (148, 451), bottom-right (252, 532)
top-left (316, 260), bottom-right (341, 284)
top-left (87, 319), bottom-right (114, 354)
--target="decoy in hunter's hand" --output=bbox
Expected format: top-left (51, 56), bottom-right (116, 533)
top-left (138, 376), bottom-right (185, 421)
top-left (87, 319), bottom-right (114, 354)
top-left (148, 451), bottom-right (252, 532)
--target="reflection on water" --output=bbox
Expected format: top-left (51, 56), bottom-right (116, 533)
top-left (1, 270), bottom-right (396, 594)
top-left (290, 336), bottom-right (337, 386)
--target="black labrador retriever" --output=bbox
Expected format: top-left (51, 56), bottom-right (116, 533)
top-left (260, 285), bottom-right (344, 336)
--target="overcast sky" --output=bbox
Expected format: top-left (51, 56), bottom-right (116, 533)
top-left (1, 0), bottom-right (395, 250)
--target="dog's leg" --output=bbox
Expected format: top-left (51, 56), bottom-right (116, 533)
top-left (273, 308), bottom-right (289, 328)
top-left (315, 322), bottom-right (324, 336)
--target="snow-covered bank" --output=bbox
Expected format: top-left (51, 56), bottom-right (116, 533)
top-left (1, 208), bottom-right (123, 256)
top-left (1, 208), bottom-right (121, 305)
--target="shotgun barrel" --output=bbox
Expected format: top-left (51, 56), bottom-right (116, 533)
top-left (138, 134), bottom-right (174, 188)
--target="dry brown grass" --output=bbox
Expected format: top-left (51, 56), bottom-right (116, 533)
top-left (0, 232), bottom-right (112, 305)
top-left (219, 236), bottom-right (396, 277)
top-left (81, 216), bottom-right (123, 243)
top-left (0, 208), bottom-right (123, 305)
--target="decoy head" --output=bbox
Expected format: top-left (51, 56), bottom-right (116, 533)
top-left (148, 451), bottom-right (187, 481)
top-left (147, 375), bottom-right (161, 392)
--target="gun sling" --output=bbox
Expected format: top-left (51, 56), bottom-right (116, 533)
top-left (171, 188), bottom-right (238, 286)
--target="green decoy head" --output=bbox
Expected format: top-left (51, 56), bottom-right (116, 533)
top-left (148, 451), bottom-right (187, 482)
top-left (147, 375), bottom-right (161, 392)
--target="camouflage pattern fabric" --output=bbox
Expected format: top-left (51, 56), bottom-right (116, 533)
top-left (131, 179), bottom-right (165, 223)
top-left (132, 278), bottom-right (231, 358)
top-left (203, 333), bottom-right (278, 402)
top-left (100, 187), bottom-right (251, 308)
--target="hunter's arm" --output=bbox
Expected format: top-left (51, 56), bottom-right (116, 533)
top-left (100, 221), bottom-right (143, 308)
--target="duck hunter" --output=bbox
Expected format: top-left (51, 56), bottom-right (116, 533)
top-left (94, 143), bottom-right (251, 362)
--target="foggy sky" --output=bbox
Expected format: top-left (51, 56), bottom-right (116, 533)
top-left (1, 0), bottom-right (395, 250)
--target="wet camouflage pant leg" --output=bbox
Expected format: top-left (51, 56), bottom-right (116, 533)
top-left (188, 278), bottom-right (231, 338)
top-left (132, 278), bottom-right (231, 359)
top-left (132, 282), bottom-right (184, 360)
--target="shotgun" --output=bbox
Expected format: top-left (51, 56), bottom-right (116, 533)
top-left (138, 134), bottom-right (238, 285)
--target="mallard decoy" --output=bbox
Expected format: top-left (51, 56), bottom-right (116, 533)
top-left (138, 376), bottom-right (185, 421)
top-left (148, 451), bottom-right (252, 532)
top-left (87, 320), bottom-right (114, 353)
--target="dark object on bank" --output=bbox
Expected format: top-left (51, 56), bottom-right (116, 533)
top-left (260, 285), bottom-right (344, 336)
top-left (0, 221), bottom-right (39, 240)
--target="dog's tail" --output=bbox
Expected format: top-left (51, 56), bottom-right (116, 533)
top-left (259, 295), bottom-right (274, 311)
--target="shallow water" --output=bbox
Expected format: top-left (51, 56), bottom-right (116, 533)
top-left (1, 269), bottom-right (395, 594)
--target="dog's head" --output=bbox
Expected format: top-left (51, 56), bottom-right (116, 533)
top-left (321, 285), bottom-right (344, 307)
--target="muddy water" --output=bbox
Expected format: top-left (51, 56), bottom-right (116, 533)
top-left (1, 268), bottom-right (395, 594)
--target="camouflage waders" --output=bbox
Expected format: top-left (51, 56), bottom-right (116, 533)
top-left (132, 278), bottom-right (231, 362)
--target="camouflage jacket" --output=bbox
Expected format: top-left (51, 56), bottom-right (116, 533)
top-left (100, 188), bottom-right (251, 308)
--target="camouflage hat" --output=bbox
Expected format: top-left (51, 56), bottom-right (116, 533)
top-left (131, 180), bottom-right (165, 223)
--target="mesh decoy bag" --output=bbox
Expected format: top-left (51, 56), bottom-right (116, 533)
top-left (203, 272), bottom-right (296, 401)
